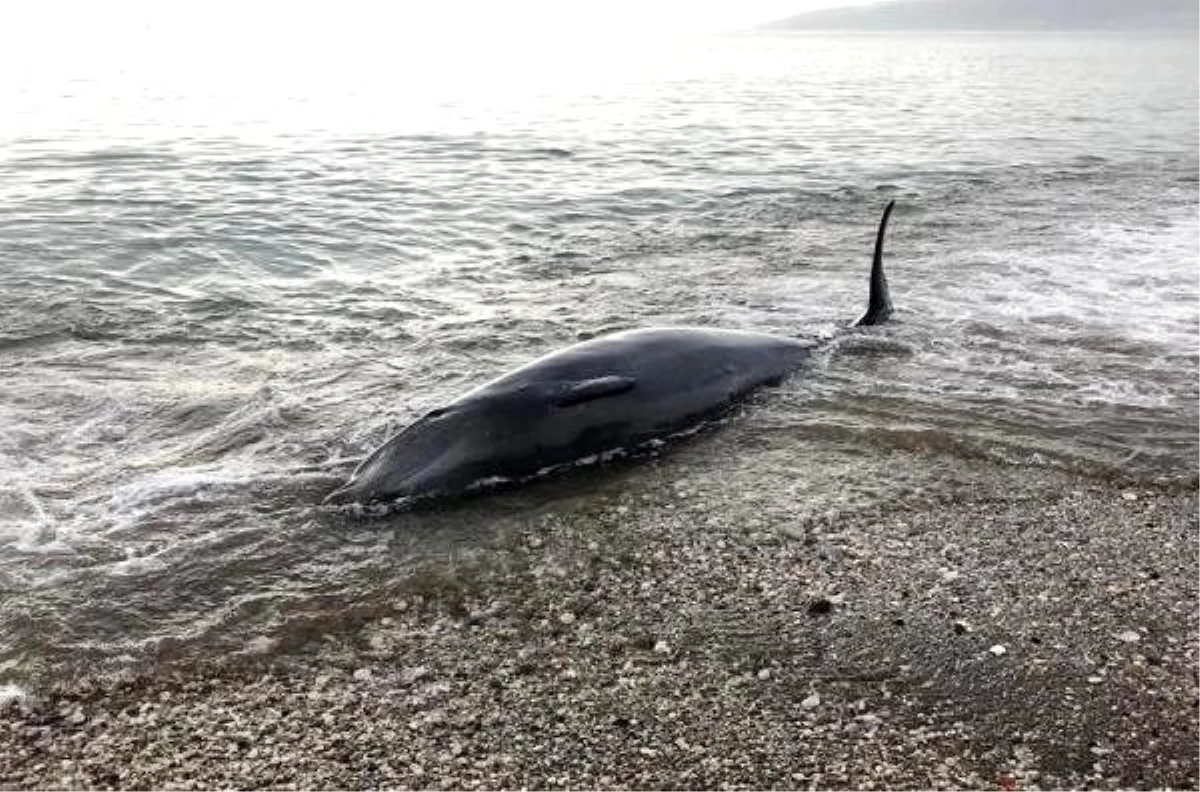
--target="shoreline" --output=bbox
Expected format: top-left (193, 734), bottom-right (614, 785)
top-left (2, 469), bottom-right (1196, 790)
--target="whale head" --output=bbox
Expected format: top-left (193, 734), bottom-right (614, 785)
top-left (324, 405), bottom-right (481, 506)
top-left (324, 389), bottom-right (552, 507)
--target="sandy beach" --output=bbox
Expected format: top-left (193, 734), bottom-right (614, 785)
top-left (1, 456), bottom-right (1195, 790)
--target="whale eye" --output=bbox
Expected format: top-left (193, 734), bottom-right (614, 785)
top-left (424, 406), bottom-right (451, 420)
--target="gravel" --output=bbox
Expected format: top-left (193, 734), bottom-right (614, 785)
top-left (1, 463), bottom-right (1196, 790)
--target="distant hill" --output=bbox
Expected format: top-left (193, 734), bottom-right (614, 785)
top-left (764, 0), bottom-right (1199, 31)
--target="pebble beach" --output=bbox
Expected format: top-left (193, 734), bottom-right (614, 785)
top-left (2, 457), bottom-right (1196, 790)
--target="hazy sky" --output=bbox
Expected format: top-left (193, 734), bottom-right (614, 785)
top-left (383, 0), bottom-right (883, 33)
top-left (0, 0), bottom-right (890, 141)
top-left (0, 0), bottom-right (886, 93)
top-left (2, 0), bottom-right (882, 45)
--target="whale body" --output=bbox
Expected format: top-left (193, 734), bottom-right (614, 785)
top-left (326, 200), bottom-right (897, 506)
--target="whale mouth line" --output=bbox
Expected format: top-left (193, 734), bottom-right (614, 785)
top-left (324, 419), bottom-right (730, 512)
top-left (321, 483), bottom-right (359, 505)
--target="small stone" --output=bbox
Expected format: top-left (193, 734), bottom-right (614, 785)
top-left (988, 644), bottom-right (1007, 657)
top-left (653, 640), bottom-right (671, 654)
top-left (953, 619), bottom-right (972, 635)
top-left (68, 708), bottom-right (87, 726)
top-left (353, 667), bottom-right (373, 681)
top-left (1121, 491), bottom-right (1138, 501)
top-left (1115, 630), bottom-right (1141, 643)
top-left (245, 636), bottom-right (277, 655)
top-left (800, 692), bottom-right (821, 709)
top-left (1087, 675), bottom-right (1104, 684)
top-left (559, 611), bottom-right (577, 625)
top-left (807, 598), bottom-right (834, 616)
top-left (757, 669), bottom-right (771, 680)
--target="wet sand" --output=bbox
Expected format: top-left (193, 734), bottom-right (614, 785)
top-left (1, 461), bottom-right (1196, 790)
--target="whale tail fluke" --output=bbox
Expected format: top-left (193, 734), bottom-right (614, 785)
top-left (855, 200), bottom-right (896, 327)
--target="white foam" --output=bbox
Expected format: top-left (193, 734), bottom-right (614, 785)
top-left (0, 682), bottom-right (30, 707)
top-left (109, 552), bottom-right (168, 577)
top-left (107, 464), bottom-right (267, 515)
top-left (0, 476), bottom-right (72, 553)
top-left (1071, 380), bottom-right (1174, 410)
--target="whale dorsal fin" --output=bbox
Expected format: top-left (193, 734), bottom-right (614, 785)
top-left (552, 375), bottom-right (637, 407)
top-left (855, 200), bottom-right (896, 327)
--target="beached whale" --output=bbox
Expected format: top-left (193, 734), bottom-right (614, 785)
top-left (326, 201), bottom-right (897, 507)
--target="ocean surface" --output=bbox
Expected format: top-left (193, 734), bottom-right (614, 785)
top-left (0, 31), bottom-right (1196, 687)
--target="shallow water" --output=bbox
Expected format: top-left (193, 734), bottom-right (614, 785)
top-left (0, 32), bottom-right (1196, 685)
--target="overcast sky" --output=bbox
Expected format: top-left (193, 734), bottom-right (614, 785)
top-left (2, 0), bottom-right (883, 43)
top-left (0, 0), bottom-right (885, 101)
top-left (388, 0), bottom-right (883, 32)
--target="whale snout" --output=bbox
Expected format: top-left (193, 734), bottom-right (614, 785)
top-left (327, 416), bottom-right (467, 506)
top-left (323, 461), bottom-right (426, 507)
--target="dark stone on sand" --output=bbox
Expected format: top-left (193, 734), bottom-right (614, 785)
top-left (807, 597), bottom-right (835, 616)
